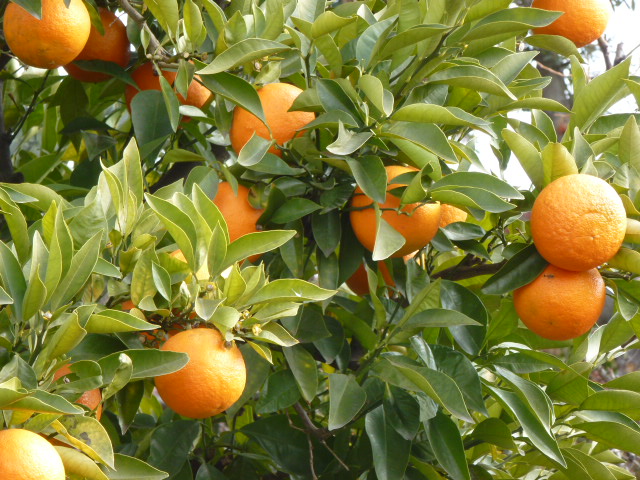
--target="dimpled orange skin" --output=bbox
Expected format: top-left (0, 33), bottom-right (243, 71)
top-left (53, 365), bottom-right (103, 420)
top-left (439, 204), bottom-right (468, 228)
top-left (125, 62), bottom-right (213, 111)
top-left (155, 328), bottom-right (246, 419)
top-left (213, 182), bottom-right (263, 242)
top-left (513, 265), bottom-right (606, 341)
top-left (64, 8), bottom-right (130, 82)
top-left (531, 174), bottom-right (626, 272)
top-left (532, 0), bottom-right (611, 48)
top-left (4, 0), bottom-right (91, 69)
top-left (230, 83), bottom-right (315, 157)
top-left (0, 428), bottom-right (66, 480)
top-left (350, 165), bottom-right (442, 258)
top-left (346, 262), bottom-right (395, 295)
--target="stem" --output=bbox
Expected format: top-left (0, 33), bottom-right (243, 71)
top-left (118, 0), bottom-right (165, 58)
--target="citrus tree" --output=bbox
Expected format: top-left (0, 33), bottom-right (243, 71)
top-left (1, 0), bottom-right (640, 479)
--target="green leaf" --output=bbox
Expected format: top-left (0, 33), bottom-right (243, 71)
top-left (106, 454), bottom-right (169, 480)
top-left (430, 64), bottom-right (516, 100)
top-left (619, 116), bottom-right (640, 172)
top-left (359, 74), bottom-right (393, 116)
top-left (56, 415), bottom-right (114, 467)
top-left (608, 248), bottom-right (640, 275)
top-left (328, 373), bottom-right (367, 430)
top-left (311, 211), bottom-right (341, 257)
top-left (468, 418), bottom-right (517, 450)
top-left (425, 410), bottom-right (470, 480)
top-left (570, 58), bottom-right (632, 132)
top-left (430, 187), bottom-right (515, 214)
top-left (379, 24), bottom-right (450, 60)
top-left (542, 143), bottom-right (578, 186)
top-left (151, 263), bottom-right (172, 303)
top-left (392, 104), bottom-right (491, 132)
top-left (580, 390), bottom-right (640, 420)
top-left (526, 34), bottom-right (584, 61)
top-left (283, 345), bottom-right (318, 402)
top-left (143, 0), bottom-right (179, 38)
top-left (310, 11), bottom-right (355, 38)
top-left (255, 322), bottom-right (298, 347)
top-left (0, 190), bottom-right (30, 264)
top-left (430, 172), bottom-right (524, 199)
top-left (482, 244), bottom-right (547, 295)
top-left (365, 405), bottom-right (411, 480)
top-left (148, 420), bottom-right (200, 476)
top-left (346, 155), bottom-right (387, 204)
top-left (39, 311), bottom-right (86, 363)
top-left (255, 370), bottom-right (300, 413)
top-left (326, 122), bottom-right (373, 155)
top-left (373, 216), bottom-right (407, 261)
top-left (85, 310), bottom-right (157, 334)
top-left (98, 350), bottom-right (188, 380)
top-left (271, 198), bottom-right (322, 224)
top-left (248, 279), bottom-right (335, 304)
top-left (574, 418), bottom-right (640, 456)
top-left (502, 129), bottom-right (544, 190)
top-left (462, 7), bottom-right (562, 42)
top-left (51, 232), bottom-right (102, 310)
top-left (199, 72), bottom-right (266, 124)
top-left (158, 76), bottom-right (180, 132)
top-left (198, 39), bottom-right (290, 75)
top-left (0, 241), bottom-right (26, 320)
top-left (130, 92), bottom-right (172, 156)
top-left (223, 230), bottom-right (295, 268)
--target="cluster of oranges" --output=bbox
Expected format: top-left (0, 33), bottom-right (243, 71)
top-left (514, 174), bottom-right (627, 341)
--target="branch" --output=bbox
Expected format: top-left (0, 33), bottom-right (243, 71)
top-left (118, 0), bottom-right (166, 59)
top-left (293, 403), bottom-right (331, 441)
top-left (597, 37), bottom-right (613, 70)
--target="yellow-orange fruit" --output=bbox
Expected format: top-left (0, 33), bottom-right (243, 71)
top-left (53, 365), bottom-right (102, 420)
top-left (64, 8), bottom-right (130, 82)
top-left (513, 264), bottom-right (606, 341)
top-left (230, 83), bottom-right (315, 157)
top-left (350, 165), bottom-right (441, 258)
top-left (0, 428), bottom-right (65, 479)
top-left (125, 62), bottom-right (213, 111)
top-left (154, 328), bottom-right (246, 419)
top-left (346, 262), bottom-right (395, 295)
top-left (439, 204), bottom-right (468, 228)
top-left (531, 174), bottom-right (626, 271)
top-left (213, 182), bottom-right (264, 242)
top-left (4, 0), bottom-right (91, 69)
top-left (532, 0), bottom-right (611, 48)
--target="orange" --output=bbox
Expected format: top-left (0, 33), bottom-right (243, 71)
top-left (439, 204), bottom-right (468, 228)
top-left (154, 328), bottom-right (246, 418)
top-left (513, 264), bottom-right (606, 341)
top-left (125, 62), bottom-right (213, 111)
top-left (63, 8), bottom-right (130, 82)
top-left (53, 365), bottom-right (103, 420)
top-left (531, 174), bottom-right (626, 271)
top-left (350, 165), bottom-right (441, 258)
top-left (532, 0), bottom-right (611, 48)
top-left (346, 262), bottom-right (395, 295)
top-left (213, 182), bottom-right (264, 243)
top-left (230, 83), bottom-right (315, 157)
top-left (0, 428), bottom-right (65, 479)
top-left (4, 0), bottom-right (91, 69)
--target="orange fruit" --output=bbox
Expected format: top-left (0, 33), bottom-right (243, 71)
top-left (346, 262), bottom-right (395, 295)
top-left (213, 182), bottom-right (264, 243)
top-left (0, 429), bottom-right (66, 479)
top-left (4, 0), bottom-right (91, 69)
top-left (513, 264), bottom-right (606, 341)
top-left (125, 62), bottom-right (213, 111)
top-left (53, 365), bottom-right (102, 420)
top-left (154, 328), bottom-right (246, 419)
top-left (63, 8), bottom-right (130, 82)
top-left (531, 174), bottom-right (626, 271)
top-left (350, 165), bottom-right (441, 258)
top-left (532, 0), bottom-right (611, 48)
top-left (230, 83), bottom-right (315, 157)
top-left (439, 204), bottom-right (468, 228)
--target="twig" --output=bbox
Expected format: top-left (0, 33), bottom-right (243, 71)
top-left (0, 52), bottom-right (16, 182)
top-left (293, 403), bottom-right (331, 440)
top-left (10, 70), bottom-right (51, 142)
top-left (117, 0), bottom-right (166, 59)
top-left (536, 61), bottom-right (569, 77)
top-left (597, 37), bottom-right (613, 70)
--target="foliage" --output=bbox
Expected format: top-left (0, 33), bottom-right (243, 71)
top-left (0, 0), bottom-right (640, 479)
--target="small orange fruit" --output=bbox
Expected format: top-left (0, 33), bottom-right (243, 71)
top-left (63, 8), bottom-right (130, 82)
top-left (531, 174), bottom-right (626, 271)
top-left (346, 262), bottom-right (395, 295)
top-left (4, 0), bottom-right (91, 69)
top-left (439, 204), bottom-right (468, 228)
top-left (513, 264), bottom-right (606, 341)
top-left (54, 365), bottom-right (102, 420)
top-left (230, 83), bottom-right (315, 157)
top-left (350, 165), bottom-right (441, 258)
top-left (154, 328), bottom-right (246, 419)
top-left (532, 0), bottom-right (611, 48)
top-left (0, 428), bottom-right (65, 479)
top-left (213, 182), bottom-right (264, 243)
top-left (125, 62), bottom-right (213, 111)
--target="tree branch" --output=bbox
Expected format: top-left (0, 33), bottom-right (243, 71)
top-left (0, 52), bottom-right (21, 183)
top-left (118, 0), bottom-right (166, 59)
top-left (597, 37), bottom-right (613, 70)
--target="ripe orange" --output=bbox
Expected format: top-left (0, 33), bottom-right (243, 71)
top-left (230, 83), bottom-right (315, 157)
top-left (53, 365), bottom-right (102, 420)
top-left (63, 8), bottom-right (130, 82)
top-left (346, 261), bottom-right (395, 295)
top-left (439, 204), bottom-right (468, 228)
top-left (4, 0), bottom-right (91, 69)
top-left (213, 182), bottom-right (264, 242)
top-left (513, 264), bottom-right (606, 341)
top-left (350, 165), bottom-right (441, 258)
top-left (154, 328), bottom-right (246, 419)
top-left (0, 428), bottom-right (65, 479)
top-left (125, 62), bottom-right (213, 111)
top-left (531, 174), bottom-right (626, 271)
top-left (532, 0), bottom-right (611, 48)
